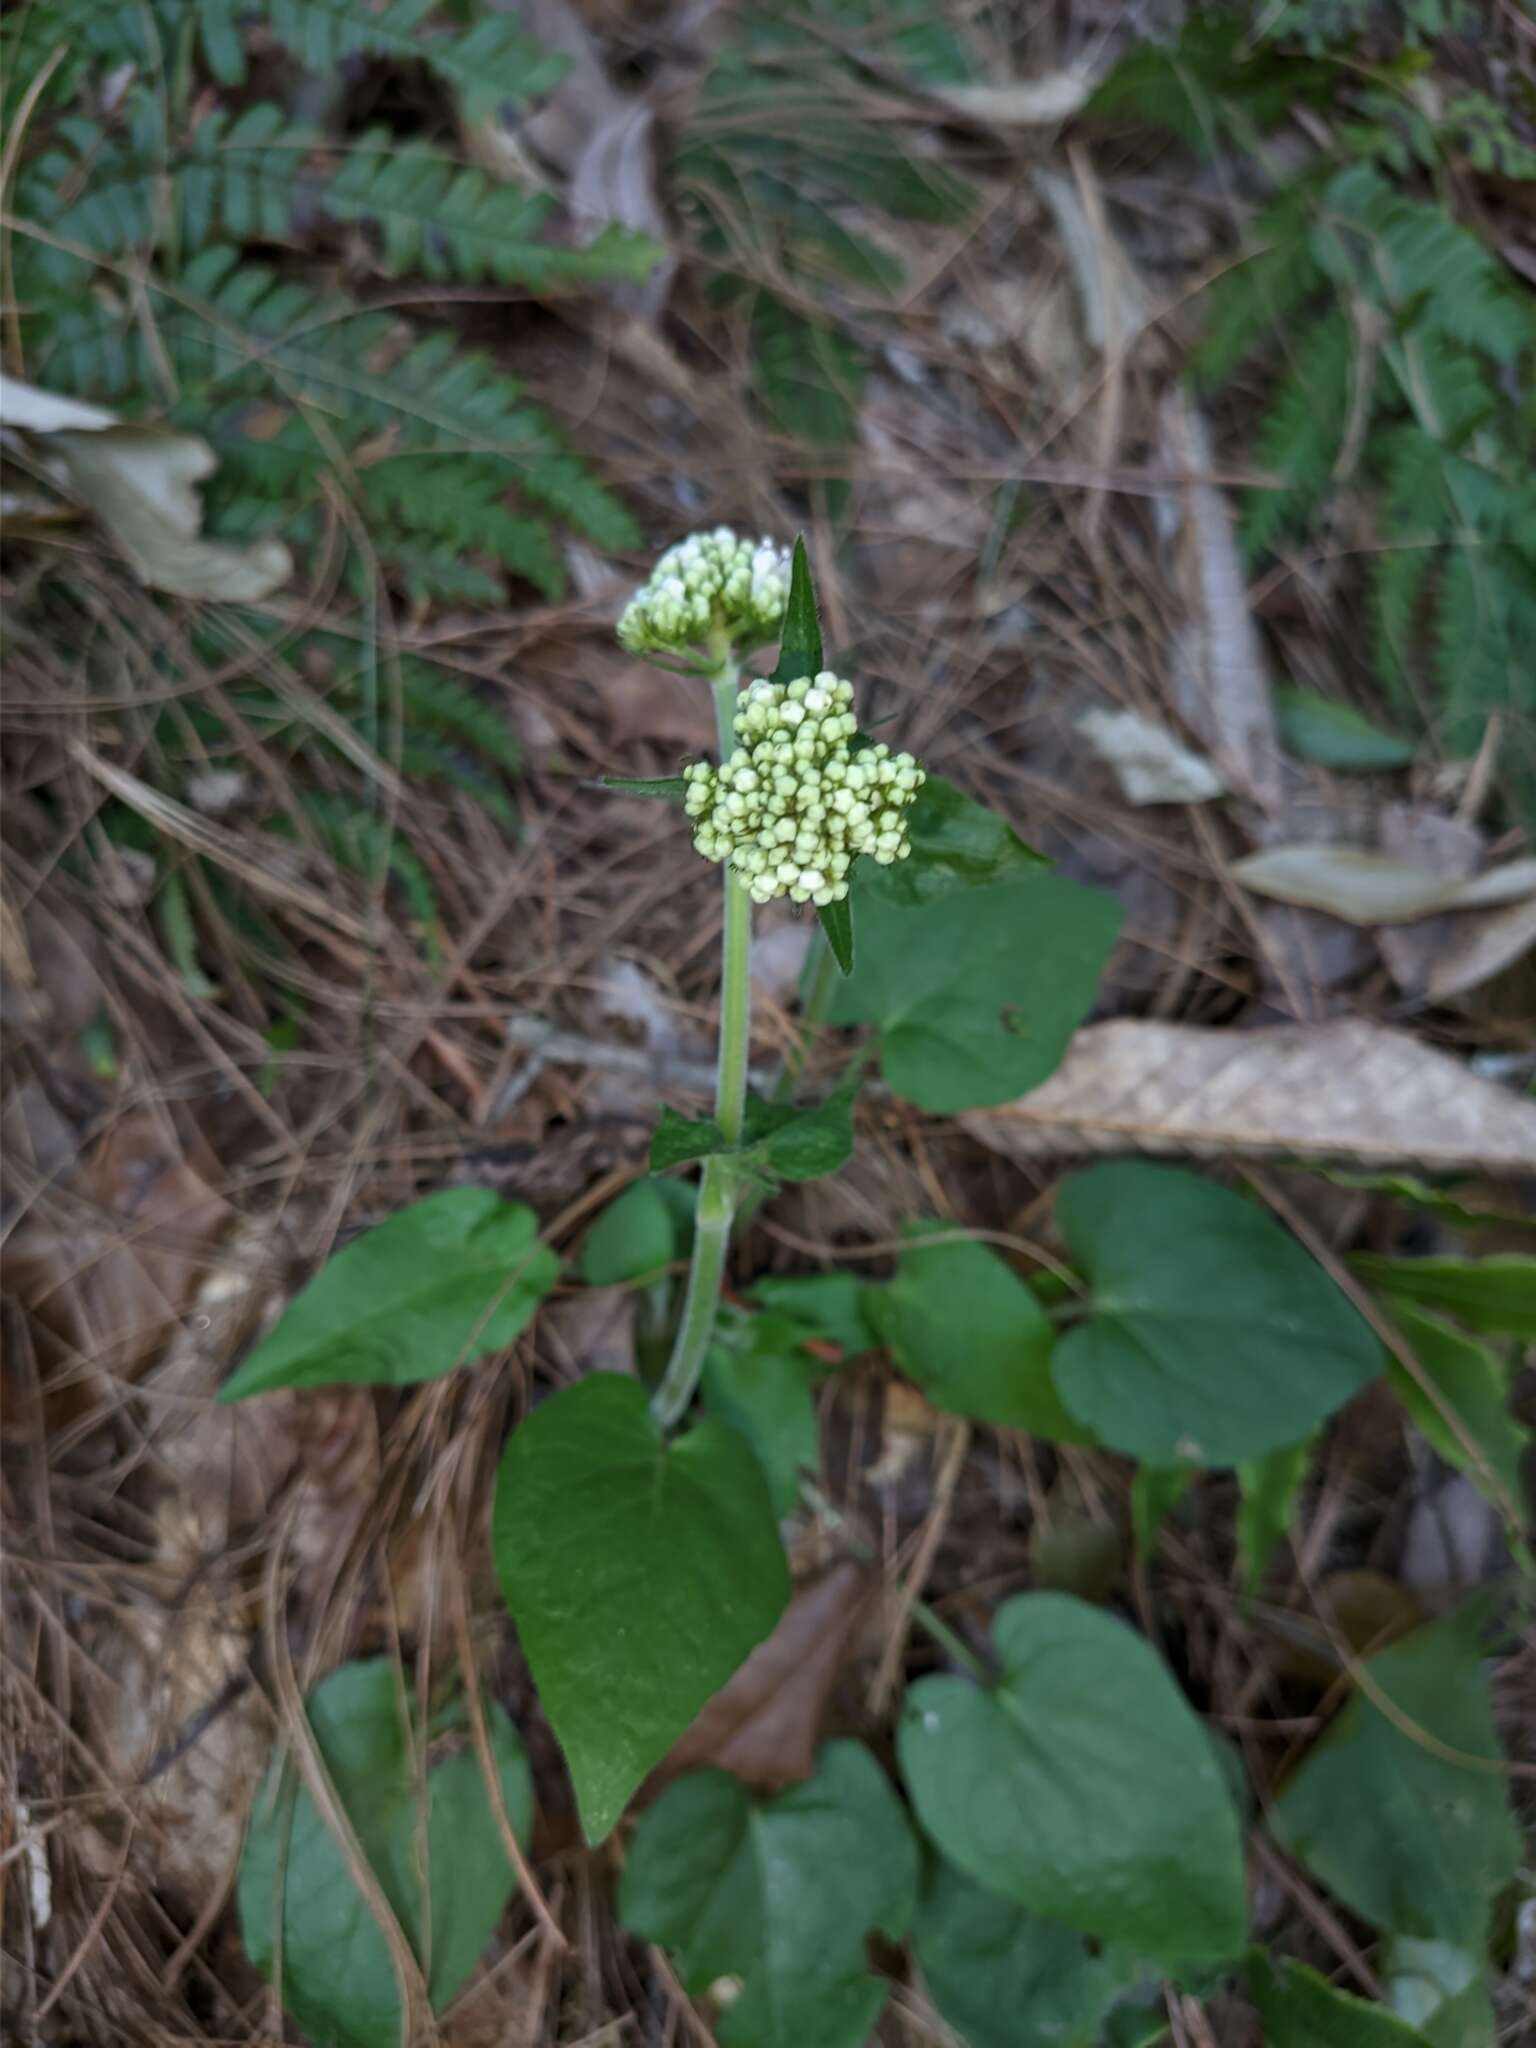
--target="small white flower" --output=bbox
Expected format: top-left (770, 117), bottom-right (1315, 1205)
top-left (617, 528), bottom-right (792, 657)
top-left (680, 674), bottom-right (924, 905)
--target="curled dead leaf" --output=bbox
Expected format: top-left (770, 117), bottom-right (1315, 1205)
top-left (0, 374), bottom-right (291, 600)
top-left (1232, 844), bottom-right (1536, 926)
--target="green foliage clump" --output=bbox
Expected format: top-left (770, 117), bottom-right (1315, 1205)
top-left (675, 0), bottom-right (976, 470)
top-left (7, 0), bottom-right (657, 604)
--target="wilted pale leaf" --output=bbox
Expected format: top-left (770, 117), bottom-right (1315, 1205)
top-left (1230, 845), bottom-right (1536, 925)
top-left (1, 374), bottom-right (291, 600)
top-left (1076, 707), bottom-right (1226, 806)
top-left (958, 1018), bottom-right (1536, 1174)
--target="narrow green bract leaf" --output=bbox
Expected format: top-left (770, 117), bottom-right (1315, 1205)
top-left (219, 1189), bottom-right (557, 1398)
top-left (818, 892), bottom-right (855, 974)
top-left (1274, 685), bottom-right (1417, 769)
top-left (1384, 1302), bottom-right (1526, 1510)
top-left (872, 1224), bottom-right (1091, 1440)
top-left (898, 1593), bottom-right (1248, 1965)
top-left (1248, 1952), bottom-right (1427, 2046)
top-left (828, 874), bottom-right (1120, 1113)
top-left (492, 1375), bottom-right (790, 1842)
top-left (1236, 1439), bottom-right (1312, 1591)
top-left (598, 773), bottom-right (690, 801)
top-left (914, 1860), bottom-right (1123, 2048)
top-left (1352, 1253), bottom-right (1536, 1339)
top-left (237, 1659), bottom-right (532, 2048)
top-left (769, 534), bottom-right (824, 686)
top-left (1052, 1164), bottom-right (1381, 1465)
top-left (1269, 1607), bottom-right (1520, 1945)
top-left (619, 1742), bottom-right (918, 2048)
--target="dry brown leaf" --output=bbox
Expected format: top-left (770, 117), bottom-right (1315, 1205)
top-left (1, 375), bottom-right (292, 599)
top-left (1426, 895), bottom-right (1536, 1002)
top-left (649, 1563), bottom-right (875, 1795)
top-left (7, 1109), bottom-right (234, 1392)
top-left (1159, 390), bottom-right (1282, 813)
top-left (958, 1018), bottom-right (1536, 1173)
top-left (1232, 845), bottom-right (1536, 925)
top-left (932, 71), bottom-right (1093, 128)
top-left (1375, 804), bottom-right (1481, 995)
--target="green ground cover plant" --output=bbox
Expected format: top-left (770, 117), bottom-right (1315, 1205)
top-left (220, 533), bottom-right (1532, 2048)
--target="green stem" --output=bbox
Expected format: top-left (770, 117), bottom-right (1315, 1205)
top-left (651, 649), bottom-right (750, 1433)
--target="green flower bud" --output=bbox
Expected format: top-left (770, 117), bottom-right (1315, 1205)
top-left (681, 673), bottom-right (925, 905)
top-left (617, 527), bottom-right (791, 656)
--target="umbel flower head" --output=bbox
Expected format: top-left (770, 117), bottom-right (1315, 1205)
top-left (684, 674), bottom-right (925, 906)
top-left (617, 528), bottom-right (791, 657)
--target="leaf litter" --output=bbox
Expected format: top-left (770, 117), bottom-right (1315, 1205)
top-left (4, 5), bottom-right (1534, 2044)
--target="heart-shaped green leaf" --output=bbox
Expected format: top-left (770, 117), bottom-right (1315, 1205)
top-left (220, 1189), bottom-right (558, 1399)
top-left (827, 873), bottom-right (1120, 1113)
top-left (914, 1859), bottom-right (1126, 2048)
top-left (619, 1742), bottom-right (917, 2048)
top-left (1269, 1607), bottom-right (1519, 1946)
top-left (703, 1313), bottom-right (821, 1515)
top-left (237, 1659), bottom-right (532, 2048)
top-left (898, 1593), bottom-right (1247, 1966)
top-left (863, 774), bottom-right (1045, 905)
top-left (1052, 1163), bottom-right (1381, 1465)
top-left (581, 1177), bottom-right (692, 1287)
top-left (870, 1223), bottom-right (1091, 1439)
top-left (492, 1374), bottom-right (790, 1841)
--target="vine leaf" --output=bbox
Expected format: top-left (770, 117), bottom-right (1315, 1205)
top-left (219, 1189), bottom-right (557, 1398)
top-left (1050, 1163), bottom-right (1381, 1465)
top-left (237, 1659), bottom-right (533, 2048)
top-left (619, 1742), bottom-right (917, 2048)
top-left (492, 1374), bottom-right (790, 1841)
top-left (898, 1592), bottom-right (1247, 1966)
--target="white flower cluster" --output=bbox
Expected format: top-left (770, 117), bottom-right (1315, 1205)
top-left (617, 527), bottom-right (791, 656)
top-left (684, 673), bottom-right (925, 906)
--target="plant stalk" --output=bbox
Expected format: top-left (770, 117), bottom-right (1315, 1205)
top-left (650, 650), bottom-right (750, 1431)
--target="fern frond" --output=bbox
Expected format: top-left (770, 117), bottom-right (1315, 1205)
top-left (357, 460), bottom-right (565, 600)
top-left (1241, 306), bottom-right (1354, 557)
top-left (394, 737), bottom-right (520, 838)
top-left (257, 0), bottom-right (568, 121)
top-left (324, 136), bottom-right (660, 286)
top-left (291, 789), bottom-right (441, 949)
top-left (750, 291), bottom-right (865, 446)
top-left (397, 663), bottom-right (522, 776)
top-left (1193, 182), bottom-right (1326, 385)
top-left (1383, 331), bottom-right (1494, 446)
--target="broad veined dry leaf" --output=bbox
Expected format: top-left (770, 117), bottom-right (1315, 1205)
top-left (649, 1563), bottom-right (876, 1795)
top-left (1231, 845), bottom-right (1536, 926)
top-left (0, 374), bottom-right (292, 600)
top-left (1075, 707), bottom-right (1225, 806)
top-left (957, 1019), bottom-right (1536, 1174)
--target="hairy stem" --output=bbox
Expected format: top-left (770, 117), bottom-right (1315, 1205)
top-left (650, 650), bottom-right (750, 1432)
